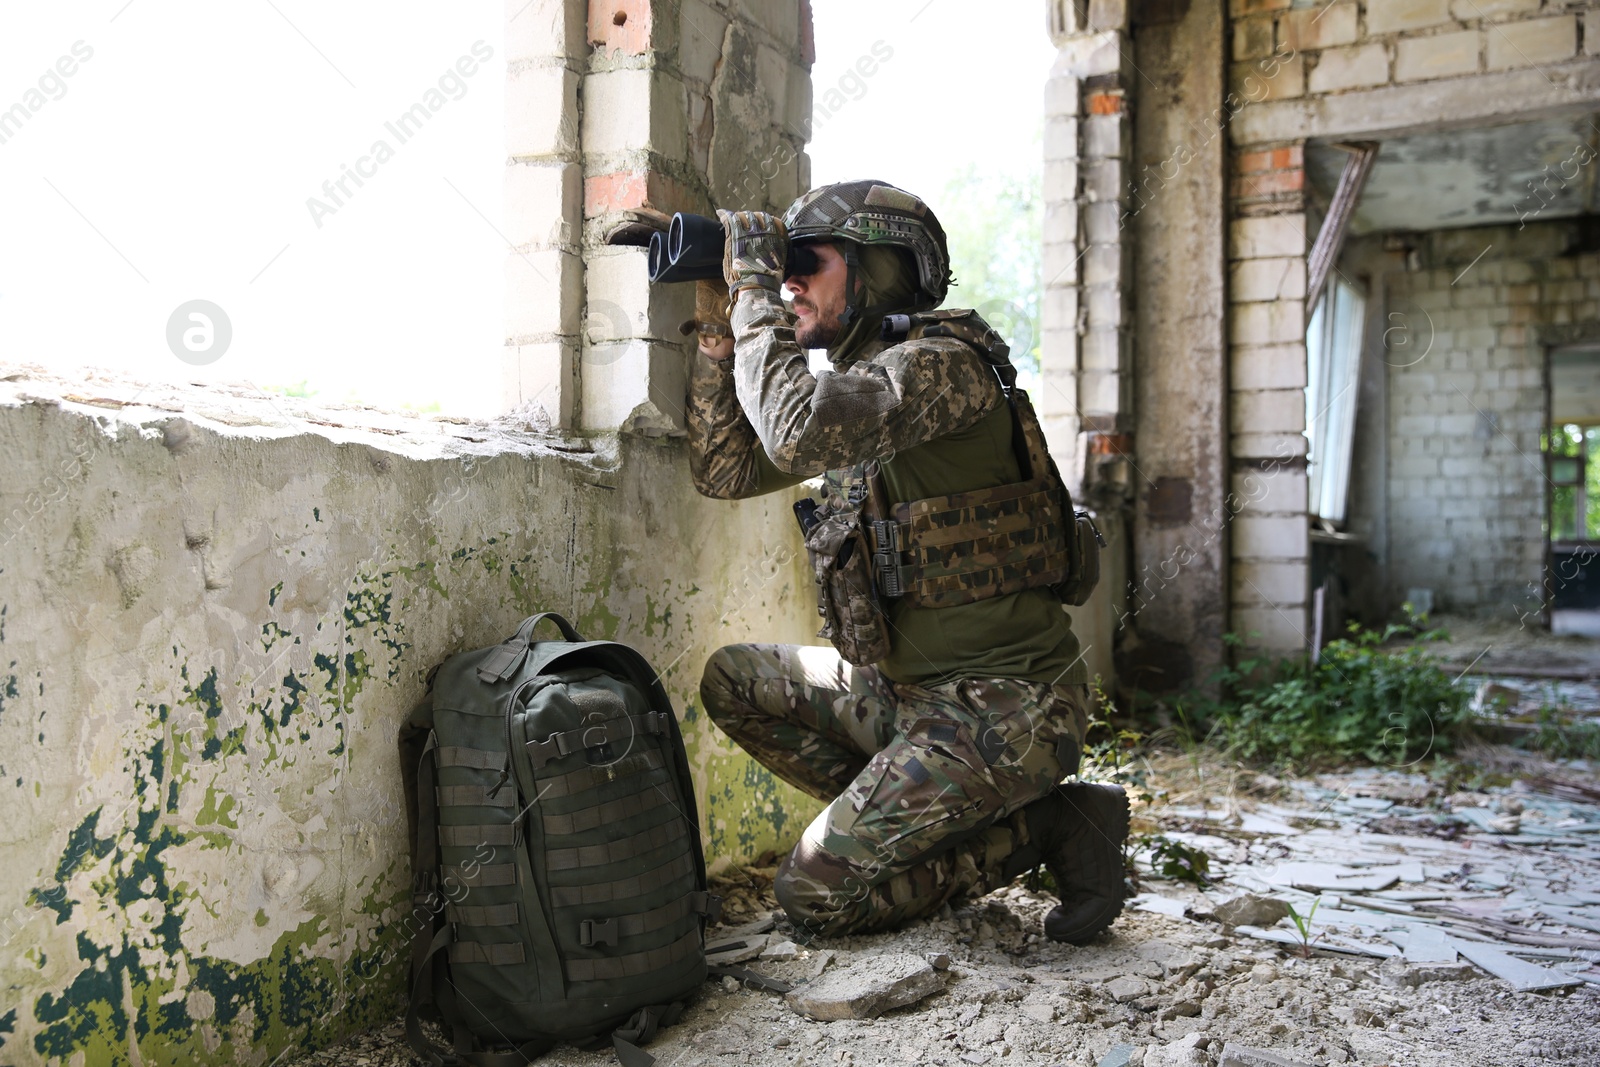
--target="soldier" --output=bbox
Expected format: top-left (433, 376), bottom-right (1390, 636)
top-left (686, 180), bottom-right (1129, 941)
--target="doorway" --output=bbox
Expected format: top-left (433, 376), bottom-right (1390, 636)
top-left (1546, 344), bottom-right (1600, 636)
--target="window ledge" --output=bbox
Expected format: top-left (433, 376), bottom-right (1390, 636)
top-left (0, 361), bottom-right (616, 468)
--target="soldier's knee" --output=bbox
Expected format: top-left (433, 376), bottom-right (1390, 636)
top-left (698, 645), bottom-right (745, 726)
top-left (774, 839), bottom-right (859, 937)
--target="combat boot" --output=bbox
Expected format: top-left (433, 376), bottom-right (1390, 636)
top-left (1015, 783), bottom-right (1130, 944)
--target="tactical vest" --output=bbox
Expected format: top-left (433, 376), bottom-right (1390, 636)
top-left (865, 310), bottom-right (1102, 610)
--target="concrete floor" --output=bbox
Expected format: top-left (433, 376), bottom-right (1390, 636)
top-left (285, 746), bottom-right (1600, 1067)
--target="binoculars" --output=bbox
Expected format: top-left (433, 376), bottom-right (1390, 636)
top-left (647, 212), bottom-right (820, 284)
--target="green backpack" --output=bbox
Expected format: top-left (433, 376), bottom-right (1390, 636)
top-left (399, 613), bottom-right (717, 1066)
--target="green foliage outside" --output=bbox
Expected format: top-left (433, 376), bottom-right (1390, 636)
top-left (1545, 423), bottom-right (1600, 539)
top-left (939, 142), bottom-right (1043, 379)
top-left (1177, 620), bottom-right (1475, 767)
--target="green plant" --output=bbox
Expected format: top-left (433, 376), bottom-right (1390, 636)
top-left (1079, 677), bottom-right (1156, 802)
top-left (1185, 620), bottom-right (1473, 768)
top-left (1144, 834), bottom-right (1212, 886)
top-left (1284, 898), bottom-right (1321, 958)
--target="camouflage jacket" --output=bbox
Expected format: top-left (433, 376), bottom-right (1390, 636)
top-left (685, 287), bottom-right (1086, 687)
top-left (685, 288), bottom-right (1003, 500)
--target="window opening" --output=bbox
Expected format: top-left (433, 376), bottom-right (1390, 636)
top-left (1305, 274), bottom-right (1366, 525)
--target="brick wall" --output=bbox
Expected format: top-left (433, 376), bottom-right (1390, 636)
top-left (1381, 222), bottom-right (1600, 614)
top-left (504, 0), bottom-right (812, 431)
top-left (1230, 0), bottom-right (1586, 97)
top-left (1228, 140), bottom-right (1312, 652)
top-left (1222, 0), bottom-right (1594, 649)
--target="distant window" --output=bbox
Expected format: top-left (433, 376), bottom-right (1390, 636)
top-left (1546, 423), bottom-right (1600, 541)
top-left (1305, 276), bottom-right (1366, 525)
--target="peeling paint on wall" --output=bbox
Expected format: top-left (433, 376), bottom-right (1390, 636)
top-left (0, 382), bottom-right (820, 1065)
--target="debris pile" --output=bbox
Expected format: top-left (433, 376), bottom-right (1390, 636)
top-left (288, 749), bottom-right (1600, 1066)
top-left (1131, 761), bottom-right (1600, 997)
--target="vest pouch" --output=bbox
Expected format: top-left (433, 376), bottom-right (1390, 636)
top-left (1056, 511), bottom-right (1103, 607)
top-left (804, 506), bottom-right (892, 666)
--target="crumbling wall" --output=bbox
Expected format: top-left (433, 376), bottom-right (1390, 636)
top-left (504, 0), bottom-right (812, 434)
top-left (1380, 220), bottom-right (1600, 616)
top-left (0, 375), bottom-right (817, 1065)
top-left (0, 1), bottom-right (821, 1062)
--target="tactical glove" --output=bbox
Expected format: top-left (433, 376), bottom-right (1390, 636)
top-left (678, 279), bottom-right (733, 354)
top-left (717, 209), bottom-right (787, 298)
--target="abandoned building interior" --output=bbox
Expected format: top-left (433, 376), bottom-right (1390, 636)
top-left (4, 0), bottom-right (1600, 1064)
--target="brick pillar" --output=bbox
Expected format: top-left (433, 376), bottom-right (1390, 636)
top-left (503, 0), bottom-right (586, 427)
top-left (578, 0), bottom-right (811, 436)
top-left (1041, 0), bottom-right (1137, 688)
top-left (1228, 142), bottom-right (1310, 654)
top-left (1041, 0), bottom-right (1135, 499)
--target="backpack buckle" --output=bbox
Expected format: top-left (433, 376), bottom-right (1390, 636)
top-left (580, 918), bottom-right (617, 947)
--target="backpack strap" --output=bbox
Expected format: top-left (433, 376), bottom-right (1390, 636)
top-left (405, 737), bottom-right (452, 1066)
top-left (524, 711), bottom-right (672, 770)
top-left (608, 1003), bottom-right (686, 1067)
top-left (513, 612), bottom-right (585, 644)
top-left (404, 927), bottom-right (462, 1067)
top-left (476, 613), bottom-right (587, 683)
top-left (707, 963), bottom-right (794, 994)
top-left (409, 733), bottom-right (442, 985)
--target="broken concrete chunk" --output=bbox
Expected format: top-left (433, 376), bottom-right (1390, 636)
top-left (1217, 1042), bottom-right (1312, 1067)
top-left (1148, 1033), bottom-right (1212, 1067)
top-left (1135, 939), bottom-right (1189, 964)
top-left (1020, 1001), bottom-right (1055, 1024)
top-left (1158, 999), bottom-right (1203, 1021)
top-left (1128, 958), bottom-right (1165, 979)
top-left (1107, 976), bottom-right (1149, 1003)
top-left (1408, 962), bottom-right (1479, 985)
top-left (785, 953), bottom-right (946, 1021)
top-left (1213, 894), bottom-right (1291, 928)
top-left (760, 937), bottom-right (800, 961)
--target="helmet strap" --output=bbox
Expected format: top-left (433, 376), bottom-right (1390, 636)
top-left (838, 246), bottom-right (863, 326)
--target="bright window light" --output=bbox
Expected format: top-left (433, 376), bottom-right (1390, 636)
top-left (1306, 275), bottom-right (1366, 525)
top-left (0, 2), bottom-right (505, 416)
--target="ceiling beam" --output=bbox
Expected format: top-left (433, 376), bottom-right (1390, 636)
top-left (1231, 60), bottom-right (1600, 147)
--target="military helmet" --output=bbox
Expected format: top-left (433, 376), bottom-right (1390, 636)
top-left (782, 180), bottom-right (952, 307)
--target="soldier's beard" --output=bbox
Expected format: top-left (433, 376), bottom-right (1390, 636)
top-left (794, 296), bottom-right (844, 350)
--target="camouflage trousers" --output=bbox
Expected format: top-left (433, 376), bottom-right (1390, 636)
top-left (700, 643), bottom-right (1088, 938)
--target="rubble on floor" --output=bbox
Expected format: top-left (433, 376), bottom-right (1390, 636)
top-left (1131, 751), bottom-right (1600, 1000)
top-left (288, 746), bottom-right (1600, 1066)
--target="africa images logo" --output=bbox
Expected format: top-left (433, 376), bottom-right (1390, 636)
top-left (305, 40), bottom-right (494, 228)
